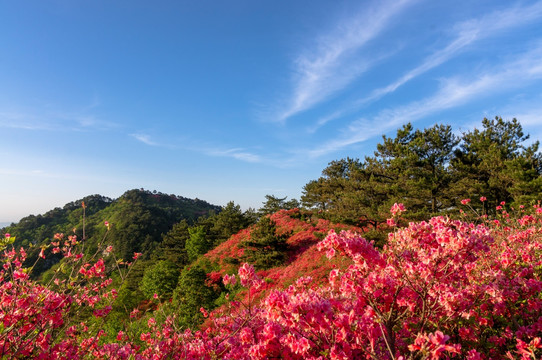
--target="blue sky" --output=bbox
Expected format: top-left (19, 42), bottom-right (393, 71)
top-left (1, 0), bottom-right (542, 223)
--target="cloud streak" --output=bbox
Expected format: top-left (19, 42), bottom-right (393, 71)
top-left (205, 147), bottom-right (262, 163)
top-left (130, 133), bottom-right (161, 147)
top-left (309, 1), bottom-right (542, 132)
top-left (0, 102), bottom-right (119, 132)
top-left (307, 43), bottom-right (542, 158)
top-left (364, 0), bottom-right (542, 103)
top-left (275, 0), bottom-right (416, 123)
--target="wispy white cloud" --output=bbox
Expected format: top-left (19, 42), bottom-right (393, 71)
top-left (511, 108), bottom-right (542, 128)
top-left (130, 133), bottom-right (160, 146)
top-left (0, 101), bottom-right (118, 132)
top-left (306, 43), bottom-right (542, 158)
top-left (130, 133), bottom-right (264, 163)
top-left (206, 147), bottom-right (262, 163)
top-left (274, 0), bottom-right (416, 123)
top-left (310, 0), bottom-right (542, 132)
top-left (370, 1), bottom-right (542, 101)
top-left (0, 112), bottom-right (53, 130)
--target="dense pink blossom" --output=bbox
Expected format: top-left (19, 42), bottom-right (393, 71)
top-left (1, 205), bottom-right (542, 359)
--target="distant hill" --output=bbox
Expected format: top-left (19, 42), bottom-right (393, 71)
top-left (2, 189), bottom-right (221, 278)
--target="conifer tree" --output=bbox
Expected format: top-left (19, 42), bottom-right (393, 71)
top-left (241, 216), bottom-right (287, 269)
top-left (259, 195), bottom-right (300, 215)
top-left (186, 225), bottom-right (211, 262)
top-left (173, 265), bottom-right (218, 328)
top-left (140, 260), bottom-right (179, 300)
top-left (153, 219), bottom-right (190, 266)
top-left (451, 117), bottom-right (542, 212)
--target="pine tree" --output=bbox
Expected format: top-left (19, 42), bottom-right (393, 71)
top-left (241, 217), bottom-right (288, 269)
top-left (451, 117), bottom-right (541, 212)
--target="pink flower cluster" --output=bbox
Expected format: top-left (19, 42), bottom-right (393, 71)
top-left (1, 207), bottom-right (542, 359)
top-left (196, 214), bottom-right (542, 359)
top-left (390, 202), bottom-right (406, 216)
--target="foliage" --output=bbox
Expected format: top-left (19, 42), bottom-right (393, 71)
top-left (208, 201), bottom-right (255, 245)
top-left (173, 264), bottom-right (221, 329)
top-left (1, 200), bottom-right (542, 358)
top-left (301, 117), bottom-right (541, 226)
top-left (152, 219), bottom-right (190, 266)
top-left (259, 194), bottom-right (300, 216)
top-left (186, 226), bottom-right (212, 263)
top-left (0, 220), bottom-right (141, 358)
top-left (451, 117), bottom-right (542, 213)
top-left (374, 123), bottom-right (459, 216)
top-left (155, 201), bottom-right (256, 268)
top-left (240, 216), bottom-right (288, 269)
top-left (140, 260), bottom-right (179, 301)
top-left (4, 189), bottom-right (220, 279)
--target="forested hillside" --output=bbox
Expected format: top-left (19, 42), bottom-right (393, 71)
top-left (3, 189), bottom-right (221, 278)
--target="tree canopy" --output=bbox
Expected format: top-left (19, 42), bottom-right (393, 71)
top-left (302, 117), bottom-right (541, 226)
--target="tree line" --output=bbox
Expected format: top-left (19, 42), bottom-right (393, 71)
top-left (301, 117), bottom-right (542, 227)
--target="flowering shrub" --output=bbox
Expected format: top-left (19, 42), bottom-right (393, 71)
top-left (1, 202), bottom-right (542, 359)
top-left (194, 205), bottom-right (542, 359)
top-left (0, 221), bottom-right (138, 358)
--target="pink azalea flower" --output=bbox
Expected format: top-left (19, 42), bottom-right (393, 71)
top-left (390, 203), bottom-right (406, 216)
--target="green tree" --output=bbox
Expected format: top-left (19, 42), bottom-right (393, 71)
top-left (301, 157), bottom-right (388, 226)
top-left (185, 225), bottom-right (212, 262)
top-left (113, 260), bottom-right (147, 314)
top-left (507, 144), bottom-right (542, 205)
top-left (259, 195), bottom-right (300, 215)
top-left (153, 220), bottom-right (190, 266)
top-left (371, 123), bottom-right (459, 217)
top-left (301, 124), bottom-right (459, 225)
top-left (140, 260), bottom-right (180, 300)
top-left (173, 265), bottom-right (218, 328)
top-left (241, 216), bottom-right (288, 269)
top-left (301, 178), bottom-right (332, 211)
top-left (209, 201), bottom-right (255, 245)
top-left (451, 117), bottom-right (542, 212)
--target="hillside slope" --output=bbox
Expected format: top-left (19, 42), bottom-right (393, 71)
top-left (200, 209), bottom-right (365, 299)
top-left (3, 189), bottom-right (221, 278)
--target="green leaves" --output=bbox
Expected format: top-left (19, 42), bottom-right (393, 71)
top-left (451, 117), bottom-right (541, 213)
top-left (301, 117), bottom-right (541, 226)
top-left (259, 195), bottom-right (300, 216)
top-left (0, 234), bottom-right (14, 251)
top-left (240, 216), bottom-right (288, 270)
top-left (173, 265), bottom-right (220, 328)
top-left (186, 225), bottom-right (212, 262)
top-left (140, 260), bottom-right (179, 300)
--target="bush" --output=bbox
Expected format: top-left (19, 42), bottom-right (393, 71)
top-left (2, 202), bottom-right (542, 359)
